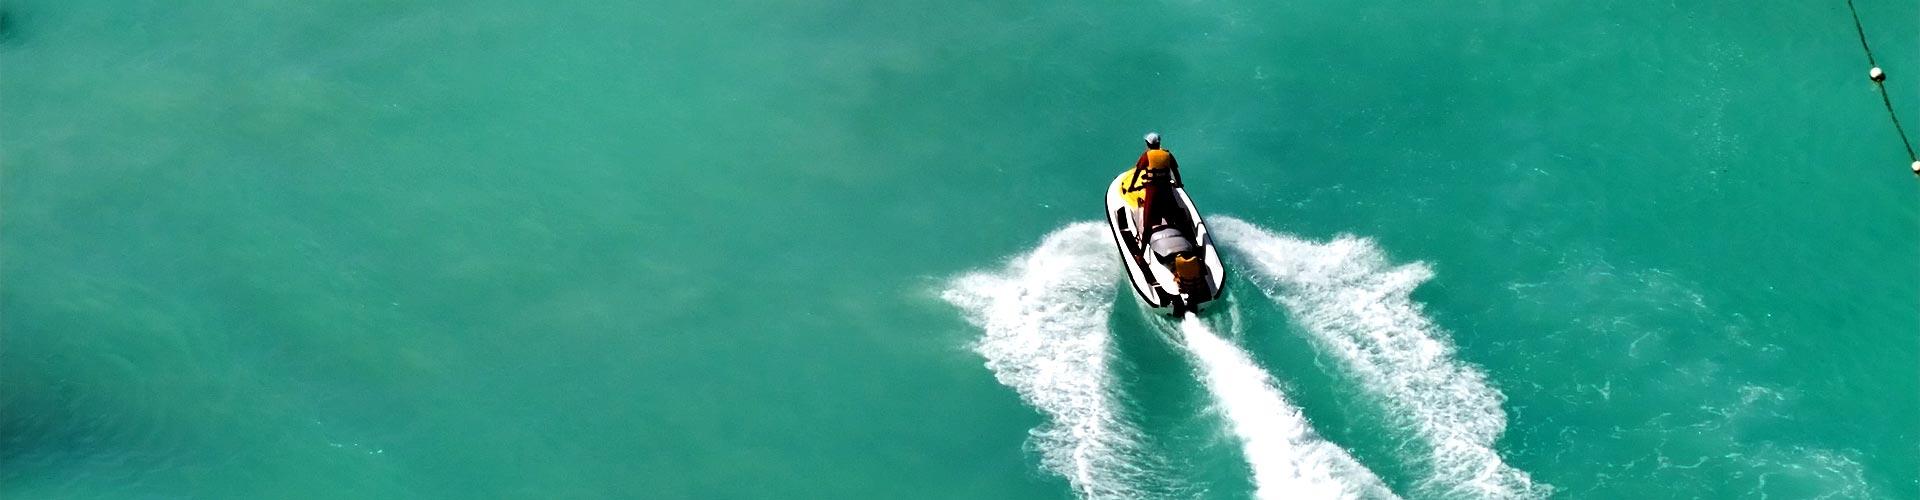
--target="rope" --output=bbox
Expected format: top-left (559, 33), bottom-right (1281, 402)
top-left (1846, 0), bottom-right (1920, 173)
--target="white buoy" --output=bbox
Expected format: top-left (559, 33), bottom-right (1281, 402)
top-left (1871, 67), bottom-right (1886, 82)
top-left (1910, 160), bottom-right (1918, 174)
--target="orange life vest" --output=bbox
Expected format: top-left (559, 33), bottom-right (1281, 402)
top-left (1142, 149), bottom-right (1175, 172)
top-left (1123, 149), bottom-right (1176, 196)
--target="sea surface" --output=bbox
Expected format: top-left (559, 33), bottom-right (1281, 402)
top-left (4, 1), bottom-right (1919, 498)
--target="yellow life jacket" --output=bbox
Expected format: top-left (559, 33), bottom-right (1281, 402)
top-left (1121, 149), bottom-right (1175, 207)
top-left (1142, 149), bottom-right (1175, 172)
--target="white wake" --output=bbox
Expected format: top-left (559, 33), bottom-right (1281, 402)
top-left (941, 223), bottom-right (1147, 499)
top-left (1211, 216), bottom-right (1550, 499)
top-left (1177, 315), bottom-right (1400, 500)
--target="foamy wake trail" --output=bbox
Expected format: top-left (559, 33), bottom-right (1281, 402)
top-left (941, 223), bottom-right (1147, 499)
top-left (1178, 316), bottom-right (1400, 500)
top-left (1210, 216), bottom-right (1550, 499)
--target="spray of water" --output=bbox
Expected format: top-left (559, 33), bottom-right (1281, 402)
top-left (1211, 216), bottom-right (1549, 499)
top-left (942, 223), bottom-right (1149, 499)
top-left (1175, 314), bottom-right (1400, 500)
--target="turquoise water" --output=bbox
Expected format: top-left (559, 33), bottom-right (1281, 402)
top-left (5, 0), bottom-right (1919, 498)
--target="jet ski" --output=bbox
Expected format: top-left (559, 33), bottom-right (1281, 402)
top-left (1104, 169), bottom-right (1225, 316)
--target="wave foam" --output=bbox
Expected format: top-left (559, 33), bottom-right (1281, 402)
top-left (1211, 216), bottom-right (1549, 499)
top-left (1178, 316), bottom-right (1400, 500)
top-left (941, 223), bottom-right (1146, 499)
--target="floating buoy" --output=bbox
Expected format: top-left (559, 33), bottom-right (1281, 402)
top-left (1871, 67), bottom-right (1886, 82)
top-left (1911, 160), bottom-right (1918, 174)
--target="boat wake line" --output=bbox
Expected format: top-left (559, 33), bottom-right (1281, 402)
top-left (944, 218), bottom-right (1545, 498)
top-left (1211, 216), bottom-right (1551, 499)
top-left (1174, 313), bottom-right (1399, 499)
top-left (946, 222), bottom-right (1401, 499)
top-left (942, 223), bottom-right (1151, 499)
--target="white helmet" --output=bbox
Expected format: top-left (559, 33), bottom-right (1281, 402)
top-left (1144, 132), bottom-right (1161, 147)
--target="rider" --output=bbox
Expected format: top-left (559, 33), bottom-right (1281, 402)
top-left (1127, 132), bottom-right (1183, 243)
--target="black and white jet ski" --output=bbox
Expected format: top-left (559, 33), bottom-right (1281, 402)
top-left (1104, 169), bottom-right (1226, 316)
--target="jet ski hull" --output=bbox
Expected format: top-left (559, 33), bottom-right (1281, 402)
top-left (1104, 170), bottom-right (1226, 315)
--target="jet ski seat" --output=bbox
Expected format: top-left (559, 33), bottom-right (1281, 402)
top-left (1147, 226), bottom-right (1196, 261)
